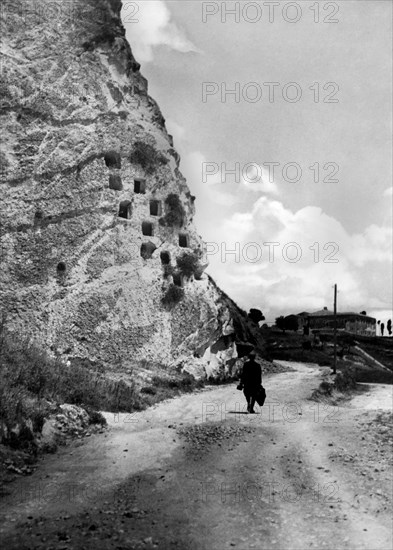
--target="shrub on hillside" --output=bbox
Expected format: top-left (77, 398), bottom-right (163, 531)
top-left (84, 407), bottom-right (107, 426)
top-left (82, 18), bottom-right (119, 50)
top-left (151, 372), bottom-right (202, 392)
top-left (334, 368), bottom-right (357, 392)
top-left (129, 141), bottom-right (168, 174)
top-left (311, 366), bottom-right (357, 401)
top-left (248, 309), bottom-right (265, 324)
top-left (159, 193), bottom-right (185, 227)
top-left (319, 380), bottom-right (333, 396)
top-left (0, 327), bottom-right (143, 445)
top-left (161, 283), bottom-right (183, 306)
top-left (140, 372), bottom-right (204, 406)
top-left (176, 251), bottom-right (200, 278)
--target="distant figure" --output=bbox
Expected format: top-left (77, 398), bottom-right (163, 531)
top-left (302, 340), bottom-right (312, 351)
top-left (240, 351), bottom-right (262, 414)
top-left (381, 323), bottom-right (385, 336)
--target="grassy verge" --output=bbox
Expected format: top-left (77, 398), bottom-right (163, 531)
top-left (262, 328), bottom-right (393, 383)
top-left (0, 328), bottom-right (143, 447)
top-left (0, 326), bottom-right (209, 454)
top-left (311, 363), bottom-right (365, 404)
top-left (348, 362), bottom-right (393, 384)
top-left (352, 334), bottom-right (393, 369)
top-left (267, 347), bottom-right (333, 366)
top-left (139, 372), bottom-right (205, 406)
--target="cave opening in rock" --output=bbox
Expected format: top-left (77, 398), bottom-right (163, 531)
top-left (104, 151), bottom-right (121, 169)
top-left (142, 221), bottom-right (153, 236)
top-left (178, 232), bottom-right (189, 248)
top-left (34, 210), bottom-right (43, 226)
top-left (134, 178), bottom-right (146, 194)
top-left (173, 273), bottom-right (183, 287)
top-left (149, 199), bottom-right (162, 216)
top-left (57, 262), bottom-right (66, 274)
top-left (109, 174), bottom-right (123, 191)
top-left (160, 251), bottom-right (171, 265)
top-left (118, 200), bottom-right (132, 219)
top-left (140, 242), bottom-right (157, 260)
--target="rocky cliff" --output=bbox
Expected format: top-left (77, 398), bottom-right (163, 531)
top-left (0, 0), bottom-right (264, 379)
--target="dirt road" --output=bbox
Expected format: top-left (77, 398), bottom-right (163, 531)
top-left (0, 362), bottom-right (392, 549)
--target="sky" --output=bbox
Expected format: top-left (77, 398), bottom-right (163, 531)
top-left (121, 0), bottom-right (392, 327)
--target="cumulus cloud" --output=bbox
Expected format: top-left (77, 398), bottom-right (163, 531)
top-left (239, 163), bottom-right (280, 195)
top-left (201, 195), bottom-right (392, 319)
top-left (182, 151), bottom-right (281, 211)
top-left (204, 161), bottom-right (280, 196)
top-left (172, 146), bottom-right (392, 320)
top-left (184, 151), bottom-right (240, 207)
top-left (121, 0), bottom-right (200, 62)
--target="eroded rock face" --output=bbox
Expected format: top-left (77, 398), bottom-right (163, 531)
top-left (0, 0), bottom-right (263, 375)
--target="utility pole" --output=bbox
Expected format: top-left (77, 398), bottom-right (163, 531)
top-left (333, 283), bottom-right (337, 374)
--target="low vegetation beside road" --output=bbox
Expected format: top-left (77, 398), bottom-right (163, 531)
top-left (262, 327), bottom-right (393, 385)
top-left (0, 326), bottom-right (204, 485)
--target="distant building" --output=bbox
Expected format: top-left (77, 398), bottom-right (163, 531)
top-left (296, 312), bottom-right (310, 331)
top-left (294, 307), bottom-right (376, 336)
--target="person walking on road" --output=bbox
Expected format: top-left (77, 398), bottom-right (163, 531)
top-left (239, 351), bottom-right (262, 413)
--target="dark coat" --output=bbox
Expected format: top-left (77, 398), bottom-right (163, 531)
top-left (240, 359), bottom-right (262, 395)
